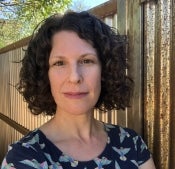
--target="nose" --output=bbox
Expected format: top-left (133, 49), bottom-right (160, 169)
top-left (68, 64), bottom-right (83, 84)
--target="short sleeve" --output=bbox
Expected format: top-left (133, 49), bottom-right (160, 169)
top-left (104, 124), bottom-right (152, 168)
top-left (1, 143), bottom-right (48, 169)
top-left (132, 132), bottom-right (151, 166)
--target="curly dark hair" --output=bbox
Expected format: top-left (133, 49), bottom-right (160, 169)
top-left (17, 11), bottom-right (133, 115)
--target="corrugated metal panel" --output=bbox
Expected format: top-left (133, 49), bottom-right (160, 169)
top-left (1, 47), bottom-right (52, 131)
top-left (143, 0), bottom-right (174, 168)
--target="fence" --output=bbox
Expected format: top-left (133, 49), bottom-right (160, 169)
top-left (116, 0), bottom-right (175, 168)
top-left (143, 0), bottom-right (175, 168)
top-left (1, 0), bottom-right (174, 168)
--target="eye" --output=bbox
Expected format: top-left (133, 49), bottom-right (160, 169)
top-left (53, 61), bottom-right (64, 66)
top-left (80, 59), bottom-right (94, 64)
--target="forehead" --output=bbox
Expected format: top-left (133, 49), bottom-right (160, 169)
top-left (50, 31), bottom-right (97, 57)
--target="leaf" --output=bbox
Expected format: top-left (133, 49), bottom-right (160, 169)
top-left (0, 0), bottom-right (72, 48)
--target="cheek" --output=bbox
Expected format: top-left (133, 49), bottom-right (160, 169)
top-left (48, 70), bottom-right (62, 91)
top-left (91, 68), bottom-right (101, 91)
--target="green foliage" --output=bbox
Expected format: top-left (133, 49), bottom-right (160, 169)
top-left (0, 0), bottom-right (72, 48)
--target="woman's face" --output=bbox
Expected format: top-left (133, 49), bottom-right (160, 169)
top-left (48, 31), bottom-right (101, 115)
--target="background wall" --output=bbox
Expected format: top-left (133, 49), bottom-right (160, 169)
top-left (1, 0), bottom-right (174, 168)
top-left (143, 0), bottom-right (175, 168)
top-left (117, 0), bottom-right (175, 168)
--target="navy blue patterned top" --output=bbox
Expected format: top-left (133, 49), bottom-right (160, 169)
top-left (1, 124), bottom-right (151, 169)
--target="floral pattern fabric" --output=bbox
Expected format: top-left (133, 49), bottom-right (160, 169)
top-left (1, 124), bottom-right (151, 169)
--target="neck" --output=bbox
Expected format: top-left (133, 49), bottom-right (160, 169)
top-left (49, 109), bottom-right (99, 140)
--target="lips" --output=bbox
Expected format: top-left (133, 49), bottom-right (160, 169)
top-left (63, 92), bottom-right (88, 99)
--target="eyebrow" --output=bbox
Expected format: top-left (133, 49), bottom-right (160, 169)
top-left (50, 53), bottom-right (97, 59)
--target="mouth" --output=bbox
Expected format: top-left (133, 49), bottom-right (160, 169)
top-left (63, 92), bottom-right (88, 99)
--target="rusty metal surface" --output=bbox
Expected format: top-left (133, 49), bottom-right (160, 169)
top-left (170, 1), bottom-right (175, 168)
top-left (144, 0), bottom-right (174, 168)
top-left (143, 0), bottom-right (156, 154)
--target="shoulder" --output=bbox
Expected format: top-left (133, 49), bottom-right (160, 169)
top-left (11, 129), bottom-right (44, 152)
top-left (104, 123), bottom-right (152, 166)
top-left (104, 123), bottom-right (148, 148)
top-left (2, 129), bottom-right (48, 168)
top-left (104, 123), bottom-right (139, 137)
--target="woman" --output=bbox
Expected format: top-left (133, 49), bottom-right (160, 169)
top-left (1, 11), bottom-right (156, 169)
